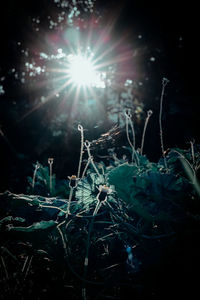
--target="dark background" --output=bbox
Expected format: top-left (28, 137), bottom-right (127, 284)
top-left (0, 0), bottom-right (199, 192)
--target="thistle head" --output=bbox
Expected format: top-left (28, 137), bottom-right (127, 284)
top-left (147, 110), bottom-right (153, 117)
top-left (124, 108), bottom-right (132, 119)
top-left (78, 124), bottom-right (83, 132)
top-left (68, 175), bottom-right (78, 188)
top-left (162, 77), bottom-right (169, 86)
top-left (48, 158), bottom-right (54, 165)
top-left (97, 185), bottom-right (112, 202)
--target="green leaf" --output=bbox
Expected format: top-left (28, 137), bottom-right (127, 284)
top-left (108, 164), bottom-right (137, 199)
top-left (7, 220), bottom-right (56, 233)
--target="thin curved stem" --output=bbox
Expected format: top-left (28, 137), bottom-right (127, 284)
top-left (84, 141), bottom-right (100, 176)
top-left (125, 111), bottom-right (139, 166)
top-left (190, 140), bottom-right (195, 166)
top-left (140, 110), bottom-right (153, 155)
top-left (32, 162), bottom-right (40, 190)
top-left (66, 187), bottom-right (74, 217)
top-left (77, 124), bottom-right (84, 179)
top-left (81, 157), bottom-right (91, 178)
top-left (159, 78), bottom-right (169, 169)
top-left (82, 200), bottom-right (102, 299)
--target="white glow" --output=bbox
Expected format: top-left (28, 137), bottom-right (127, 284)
top-left (67, 54), bottom-right (105, 88)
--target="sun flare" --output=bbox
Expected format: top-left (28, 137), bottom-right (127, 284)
top-left (67, 53), bottom-right (105, 88)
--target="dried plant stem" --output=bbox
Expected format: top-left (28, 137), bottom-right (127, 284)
top-left (130, 115), bottom-right (136, 149)
top-left (48, 158), bottom-right (54, 194)
top-left (93, 201), bottom-right (102, 217)
top-left (57, 222), bottom-right (67, 252)
top-left (1, 255), bottom-right (9, 280)
top-left (82, 201), bottom-right (101, 300)
top-left (81, 157), bottom-right (91, 178)
top-left (57, 222), bottom-right (101, 290)
top-left (77, 125), bottom-right (84, 179)
top-left (39, 204), bottom-right (68, 214)
top-left (90, 157), bottom-right (100, 176)
top-left (32, 162), bottom-right (39, 190)
top-left (140, 110), bottom-right (153, 155)
top-left (159, 78), bottom-right (169, 169)
top-left (21, 255), bottom-right (33, 280)
top-left (1, 246), bottom-right (18, 263)
top-left (50, 166), bottom-right (52, 192)
top-left (190, 140), bottom-right (195, 165)
top-left (22, 256), bottom-right (29, 273)
top-left (84, 141), bottom-right (100, 176)
top-left (66, 187), bottom-right (74, 217)
top-left (125, 110), bottom-right (139, 165)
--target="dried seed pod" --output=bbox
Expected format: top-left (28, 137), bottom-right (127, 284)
top-left (68, 175), bottom-right (78, 188)
top-left (97, 185), bottom-right (112, 202)
top-left (48, 158), bottom-right (54, 164)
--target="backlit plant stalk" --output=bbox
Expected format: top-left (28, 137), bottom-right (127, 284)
top-left (159, 78), bottom-right (169, 169)
top-left (124, 109), bottom-right (139, 166)
top-left (81, 157), bottom-right (92, 178)
top-left (190, 140), bottom-right (195, 166)
top-left (32, 162), bottom-right (40, 191)
top-left (82, 185), bottom-right (111, 300)
top-left (84, 140), bottom-right (100, 177)
top-left (77, 124), bottom-right (84, 179)
top-left (67, 175), bottom-right (78, 217)
top-left (140, 110), bottom-right (153, 155)
top-left (67, 188), bottom-right (74, 217)
top-left (66, 125), bottom-right (84, 217)
top-left (48, 158), bottom-right (54, 195)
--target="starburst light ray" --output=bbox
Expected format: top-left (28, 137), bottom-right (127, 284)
top-left (66, 53), bottom-right (101, 87)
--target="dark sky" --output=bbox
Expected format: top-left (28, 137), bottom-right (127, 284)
top-left (99, 1), bottom-right (199, 146)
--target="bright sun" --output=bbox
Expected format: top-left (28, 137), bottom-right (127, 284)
top-left (67, 53), bottom-right (105, 88)
top-left (68, 54), bottom-right (95, 86)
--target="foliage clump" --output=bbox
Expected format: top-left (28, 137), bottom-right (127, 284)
top-left (1, 138), bottom-right (200, 299)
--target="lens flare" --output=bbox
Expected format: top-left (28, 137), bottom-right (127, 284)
top-left (67, 53), bottom-right (105, 88)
